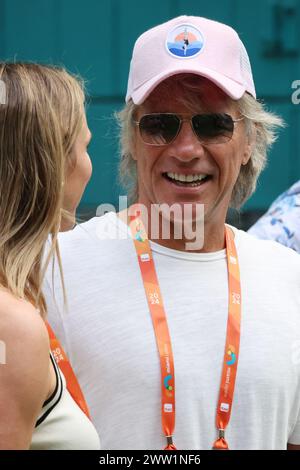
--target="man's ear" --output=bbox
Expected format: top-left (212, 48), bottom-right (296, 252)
top-left (242, 124), bottom-right (257, 165)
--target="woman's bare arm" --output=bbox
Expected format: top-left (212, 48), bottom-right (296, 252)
top-left (0, 291), bottom-right (50, 449)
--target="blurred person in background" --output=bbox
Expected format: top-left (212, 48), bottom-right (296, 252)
top-left (249, 180), bottom-right (300, 252)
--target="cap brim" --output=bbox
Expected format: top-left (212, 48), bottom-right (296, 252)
top-left (127, 64), bottom-right (248, 104)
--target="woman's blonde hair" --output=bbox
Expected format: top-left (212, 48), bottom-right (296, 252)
top-left (116, 74), bottom-right (284, 208)
top-left (0, 63), bottom-right (85, 316)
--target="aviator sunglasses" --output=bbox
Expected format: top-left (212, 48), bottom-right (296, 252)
top-left (133, 113), bottom-right (244, 146)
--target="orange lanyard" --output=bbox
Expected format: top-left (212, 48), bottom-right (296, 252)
top-left (129, 210), bottom-right (241, 450)
top-left (46, 322), bottom-right (91, 420)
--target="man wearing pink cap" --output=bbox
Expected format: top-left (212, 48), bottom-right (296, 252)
top-left (45, 16), bottom-right (300, 450)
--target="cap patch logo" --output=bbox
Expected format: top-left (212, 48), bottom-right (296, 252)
top-left (166, 24), bottom-right (204, 59)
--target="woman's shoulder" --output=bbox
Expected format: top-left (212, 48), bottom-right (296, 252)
top-left (0, 288), bottom-right (50, 394)
top-left (0, 289), bottom-right (49, 348)
top-left (0, 289), bottom-right (51, 448)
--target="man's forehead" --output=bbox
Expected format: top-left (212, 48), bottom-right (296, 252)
top-left (142, 75), bottom-right (233, 112)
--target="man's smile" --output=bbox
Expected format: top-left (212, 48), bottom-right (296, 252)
top-left (162, 172), bottom-right (212, 188)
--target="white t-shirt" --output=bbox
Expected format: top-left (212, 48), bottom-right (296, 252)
top-left (44, 212), bottom-right (300, 450)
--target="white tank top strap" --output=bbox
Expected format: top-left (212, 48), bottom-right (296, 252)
top-left (35, 353), bottom-right (63, 427)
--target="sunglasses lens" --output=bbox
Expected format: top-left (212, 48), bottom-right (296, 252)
top-left (192, 113), bottom-right (234, 144)
top-left (139, 114), bottom-right (180, 145)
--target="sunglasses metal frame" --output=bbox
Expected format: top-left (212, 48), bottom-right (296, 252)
top-left (133, 113), bottom-right (245, 146)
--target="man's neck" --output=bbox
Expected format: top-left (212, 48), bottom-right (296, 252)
top-left (148, 220), bottom-right (226, 253)
top-left (150, 227), bottom-right (226, 253)
top-left (122, 203), bottom-right (227, 253)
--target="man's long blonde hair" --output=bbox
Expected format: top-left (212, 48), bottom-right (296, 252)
top-left (0, 63), bottom-right (85, 316)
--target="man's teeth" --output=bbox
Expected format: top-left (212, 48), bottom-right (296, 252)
top-left (166, 172), bottom-right (208, 183)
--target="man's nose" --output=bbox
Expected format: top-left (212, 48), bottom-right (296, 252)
top-left (169, 120), bottom-right (205, 162)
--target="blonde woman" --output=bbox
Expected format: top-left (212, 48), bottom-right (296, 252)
top-left (0, 63), bottom-right (100, 449)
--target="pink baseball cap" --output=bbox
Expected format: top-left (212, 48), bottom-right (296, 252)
top-left (126, 15), bottom-right (256, 104)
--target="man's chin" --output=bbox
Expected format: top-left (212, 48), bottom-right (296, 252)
top-left (151, 200), bottom-right (206, 225)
